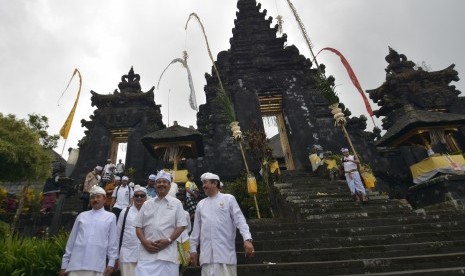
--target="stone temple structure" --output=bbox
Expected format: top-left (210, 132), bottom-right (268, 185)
top-left (70, 0), bottom-right (386, 184)
top-left (70, 0), bottom-right (464, 201)
top-left (194, 0), bottom-right (384, 180)
top-left (70, 67), bottom-right (166, 183)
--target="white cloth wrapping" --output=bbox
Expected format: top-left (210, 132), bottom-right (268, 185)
top-left (342, 155), bottom-right (366, 196)
top-left (69, 271), bottom-right (103, 276)
top-left (190, 193), bottom-right (252, 266)
top-left (201, 263), bottom-right (237, 276)
top-left (344, 171), bottom-right (366, 196)
top-left (119, 262), bottom-right (137, 276)
top-left (61, 208), bottom-right (118, 273)
top-left (134, 260), bottom-right (178, 276)
top-left (116, 206), bottom-right (141, 263)
top-left (134, 196), bottom-right (187, 264)
top-left (112, 185), bottom-right (134, 209)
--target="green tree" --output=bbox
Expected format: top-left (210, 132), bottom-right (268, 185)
top-left (0, 113), bottom-right (53, 182)
top-left (27, 113), bottom-right (59, 150)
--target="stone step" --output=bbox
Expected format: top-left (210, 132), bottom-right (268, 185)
top-left (248, 221), bottom-right (465, 242)
top-left (341, 266), bottom-right (465, 275)
top-left (249, 220), bottom-right (465, 241)
top-left (184, 252), bottom-right (465, 276)
top-left (242, 229), bottom-right (465, 247)
top-left (236, 240), bottom-right (465, 264)
top-left (247, 214), bottom-right (465, 231)
top-left (292, 202), bottom-right (412, 215)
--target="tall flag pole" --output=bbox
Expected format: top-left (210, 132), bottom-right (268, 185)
top-left (59, 69), bottom-right (82, 156)
top-left (318, 47), bottom-right (377, 127)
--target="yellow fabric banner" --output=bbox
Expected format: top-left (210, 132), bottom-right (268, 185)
top-left (247, 175), bottom-right (257, 194)
top-left (270, 160), bottom-right (281, 175)
top-left (410, 154), bottom-right (465, 180)
top-left (59, 69), bottom-right (82, 139)
top-left (324, 159), bottom-right (338, 170)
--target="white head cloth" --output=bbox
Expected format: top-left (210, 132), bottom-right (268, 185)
top-left (128, 182), bottom-right (135, 188)
top-left (156, 170), bottom-right (172, 182)
top-left (89, 185), bottom-right (105, 196)
top-left (134, 184), bottom-right (147, 194)
top-left (200, 172), bottom-right (220, 181)
top-left (95, 166), bottom-right (103, 171)
top-left (341, 148), bottom-right (349, 153)
top-left (148, 174), bottom-right (156, 181)
top-left (122, 176), bottom-right (129, 181)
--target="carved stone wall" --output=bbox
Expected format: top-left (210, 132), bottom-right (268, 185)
top-left (70, 68), bottom-right (165, 185)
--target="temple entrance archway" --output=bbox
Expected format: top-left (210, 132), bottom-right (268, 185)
top-left (259, 94), bottom-right (295, 171)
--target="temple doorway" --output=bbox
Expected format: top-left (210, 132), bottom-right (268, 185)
top-left (259, 93), bottom-right (295, 171)
top-left (110, 129), bottom-right (129, 164)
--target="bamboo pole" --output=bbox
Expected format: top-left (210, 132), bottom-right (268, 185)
top-left (341, 124), bottom-right (361, 164)
top-left (239, 141), bottom-right (261, 219)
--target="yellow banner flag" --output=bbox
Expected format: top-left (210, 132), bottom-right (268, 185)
top-left (59, 69), bottom-right (82, 139)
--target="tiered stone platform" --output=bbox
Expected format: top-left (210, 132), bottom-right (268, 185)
top-left (185, 171), bottom-right (465, 275)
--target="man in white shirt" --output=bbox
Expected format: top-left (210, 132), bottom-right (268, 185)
top-left (103, 159), bottom-right (115, 177)
top-left (111, 176), bottom-right (134, 221)
top-left (146, 174), bottom-right (157, 199)
top-left (116, 185), bottom-right (147, 276)
top-left (134, 170), bottom-right (187, 276)
top-left (115, 159), bottom-right (125, 178)
top-left (341, 148), bottom-right (367, 202)
top-left (190, 172), bottom-right (255, 276)
top-left (167, 174), bottom-right (179, 198)
top-left (60, 185), bottom-right (118, 276)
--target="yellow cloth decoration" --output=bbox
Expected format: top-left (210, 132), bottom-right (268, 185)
top-left (410, 155), bottom-right (465, 180)
top-left (324, 159), bottom-right (338, 170)
top-left (59, 69), bottom-right (82, 139)
top-left (247, 175), bottom-right (257, 195)
top-left (361, 172), bottom-right (376, 189)
top-left (164, 169), bottom-right (188, 182)
top-left (270, 160), bottom-right (281, 175)
top-left (177, 239), bottom-right (190, 267)
top-left (309, 154), bottom-right (322, 171)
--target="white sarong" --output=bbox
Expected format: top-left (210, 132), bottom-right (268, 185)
top-left (202, 263), bottom-right (237, 276)
top-left (120, 262), bottom-right (137, 276)
top-left (135, 259), bottom-right (178, 276)
top-left (69, 271), bottom-right (103, 276)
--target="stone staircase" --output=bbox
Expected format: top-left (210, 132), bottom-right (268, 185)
top-left (184, 171), bottom-right (465, 275)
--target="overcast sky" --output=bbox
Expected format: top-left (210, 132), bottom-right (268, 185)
top-left (1, 0), bottom-right (464, 160)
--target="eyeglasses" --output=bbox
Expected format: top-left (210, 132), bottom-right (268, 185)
top-left (134, 194), bottom-right (146, 198)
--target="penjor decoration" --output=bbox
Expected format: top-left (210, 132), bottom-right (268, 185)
top-left (185, 13), bottom-right (261, 218)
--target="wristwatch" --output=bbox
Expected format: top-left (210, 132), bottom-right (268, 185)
top-left (167, 238), bottom-right (172, 244)
top-left (245, 239), bottom-right (253, 243)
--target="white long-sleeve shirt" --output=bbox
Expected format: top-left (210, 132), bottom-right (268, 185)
top-left (190, 193), bottom-right (252, 266)
top-left (61, 207), bottom-right (118, 273)
top-left (116, 206), bottom-right (141, 263)
top-left (134, 196), bottom-right (187, 264)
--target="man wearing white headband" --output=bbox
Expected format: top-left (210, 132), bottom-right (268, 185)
top-left (60, 185), bottom-right (118, 276)
top-left (341, 148), bottom-right (367, 202)
top-left (146, 174), bottom-right (157, 199)
top-left (134, 170), bottom-right (187, 275)
top-left (190, 172), bottom-right (254, 275)
top-left (111, 175), bottom-right (134, 221)
top-left (116, 185), bottom-right (147, 276)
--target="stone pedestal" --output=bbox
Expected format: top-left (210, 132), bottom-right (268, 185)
top-left (406, 174), bottom-right (465, 209)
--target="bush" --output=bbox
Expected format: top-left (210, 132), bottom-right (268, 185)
top-left (224, 174), bottom-right (272, 219)
top-left (0, 232), bottom-right (69, 275)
